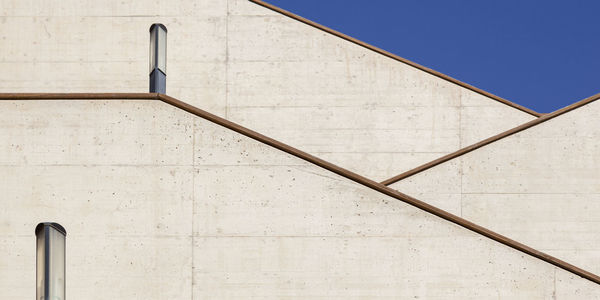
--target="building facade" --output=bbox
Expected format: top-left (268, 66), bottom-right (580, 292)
top-left (1, 0), bottom-right (598, 298)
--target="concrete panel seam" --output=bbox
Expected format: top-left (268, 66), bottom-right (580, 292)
top-left (0, 93), bottom-right (160, 100)
top-left (158, 93), bottom-right (600, 285)
top-left (1, 92), bottom-right (598, 285)
top-left (380, 92), bottom-right (600, 186)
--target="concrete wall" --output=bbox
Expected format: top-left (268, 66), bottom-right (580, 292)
top-left (0, 99), bottom-right (597, 299)
top-left (0, 0), bottom-right (535, 181)
top-left (391, 99), bottom-right (600, 276)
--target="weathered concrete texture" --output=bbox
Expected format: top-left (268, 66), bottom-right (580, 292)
top-left (459, 89), bottom-right (535, 146)
top-left (391, 99), bottom-right (600, 276)
top-left (191, 109), bottom-right (598, 298)
top-left (391, 158), bottom-right (463, 214)
top-left (556, 269), bottom-right (600, 299)
top-left (0, 100), bottom-right (194, 299)
top-left (0, 0), bottom-right (535, 181)
top-left (0, 8), bottom-right (227, 114)
top-left (1, 99), bottom-right (597, 298)
top-left (225, 2), bottom-right (536, 180)
top-left (0, 100), bottom-right (194, 165)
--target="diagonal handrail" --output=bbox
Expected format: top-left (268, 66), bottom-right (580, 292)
top-left (381, 92), bottom-right (600, 186)
top-left (0, 92), bottom-right (598, 285)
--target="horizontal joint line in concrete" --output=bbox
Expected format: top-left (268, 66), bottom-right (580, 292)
top-left (381, 92), bottom-right (600, 186)
top-left (0, 164), bottom-right (276, 168)
top-left (195, 164), bottom-right (306, 167)
top-left (312, 151), bottom-right (450, 154)
top-left (2, 92), bottom-right (598, 285)
top-left (0, 15), bottom-right (175, 18)
top-left (157, 93), bottom-right (600, 285)
top-left (461, 192), bottom-right (600, 195)
top-left (192, 235), bottom-right (461, 238)
top-left (0, 93), bottom-right (159, 100)
top-left (0, 60), bottom-right (145, 63)
top-left (1, 234), bottom-right (189, 238)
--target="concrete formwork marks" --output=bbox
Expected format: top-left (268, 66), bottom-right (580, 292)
top-left (391, 98), bottom-right (600, 277)
top-left (0, 0), bottom-right (536, 181)
top-left (0, 98), bottom-right (597, 299)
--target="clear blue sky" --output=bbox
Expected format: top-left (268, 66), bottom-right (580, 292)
top-left (265, 0), bottom-right (600, 113)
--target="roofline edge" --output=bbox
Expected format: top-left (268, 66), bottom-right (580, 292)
top-left (381, 92), bottom-right (600, 185)
top-left (247, 0), bottom-right (542, 117)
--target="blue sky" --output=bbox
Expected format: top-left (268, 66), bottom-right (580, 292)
top-left (265, 0), bottom-right (600, 113)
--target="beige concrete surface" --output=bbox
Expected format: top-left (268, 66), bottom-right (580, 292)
top-left (225, 11), bottom-right (535, 179)
top-left (0, 0), bottom-right (535, 181)
top-left (391, 99), bottom-right (600, 276)
top-left (0, 100), bottom-right (194, 166)
top-left (0, 100), bottom-right (194, 299)
top-left (2, 99), bottom-right (596, 298)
